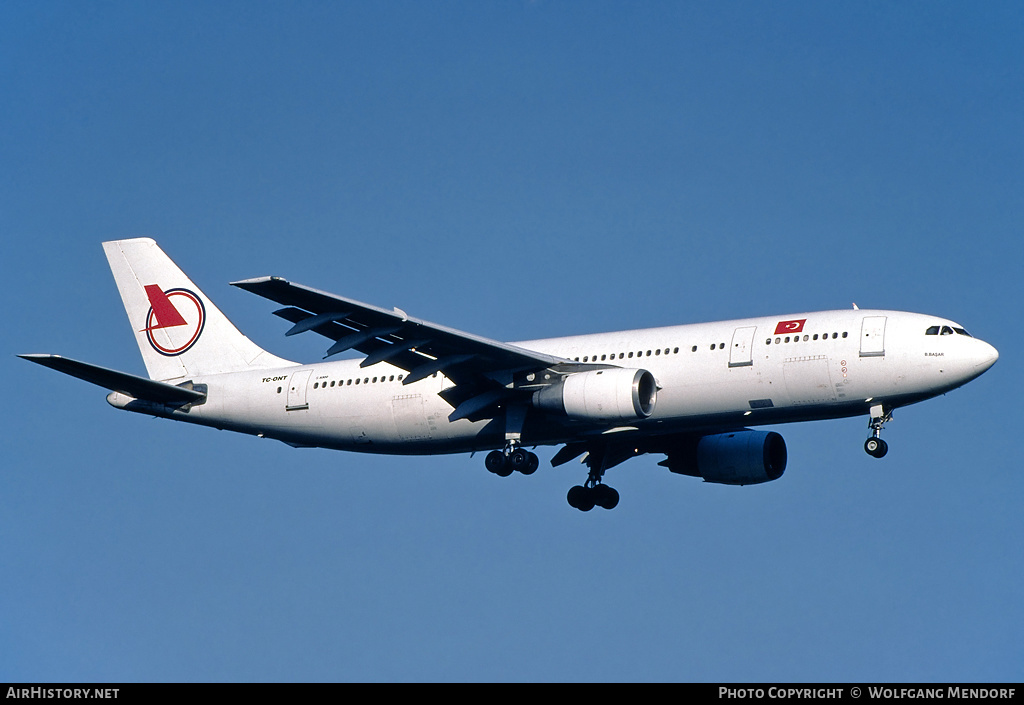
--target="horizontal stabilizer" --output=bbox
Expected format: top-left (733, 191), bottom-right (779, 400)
top-left (18, 354), bottom-right (206, 404)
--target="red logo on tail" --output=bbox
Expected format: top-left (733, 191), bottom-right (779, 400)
top-left (141, 286), bottom-right (206, 356)
top-left (143, 285), bottom-right (188, 330)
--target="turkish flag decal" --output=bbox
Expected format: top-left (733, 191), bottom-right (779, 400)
top-left (774, 319), bottom-right (807, 335)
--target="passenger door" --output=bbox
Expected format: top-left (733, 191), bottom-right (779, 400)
top-left (859, 316), bottom-right (887, 358)
top-left (286, 369), bottom-right (313, 410)
top-left (729, 326), bottom-right (757, 368)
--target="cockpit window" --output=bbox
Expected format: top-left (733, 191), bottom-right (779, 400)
top-left (926, 324), bottom-right (973, 337)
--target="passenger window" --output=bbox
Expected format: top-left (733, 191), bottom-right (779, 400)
top-left (691, 346), bottom-right (697, 352)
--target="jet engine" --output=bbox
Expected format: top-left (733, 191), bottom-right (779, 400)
top-left (662, 430), bottom-right (787, 485)
top-left (532, 368), bottom-right (657, 422)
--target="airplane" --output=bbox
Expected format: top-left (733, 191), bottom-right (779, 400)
top-left (20, 238), bottom-right (999, 511)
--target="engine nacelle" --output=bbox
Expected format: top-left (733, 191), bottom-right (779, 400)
top-left (697, 430), bottom-right (787, 485)
top-left (663, 430), bottom-right (787, 485)
top-left (532, 368), bottom-right (657, 422)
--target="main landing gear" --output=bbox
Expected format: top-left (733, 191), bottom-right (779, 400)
top-left (485, 443), bottom-right (540, 477)
top-left (864, 404), bottom-right (893, 459)
top-left (567, 446), bottom-right (620, 511)
top-left (486, 405), bottom-right (540, 476)
top-left (567, 480), bottom-right (619, 512)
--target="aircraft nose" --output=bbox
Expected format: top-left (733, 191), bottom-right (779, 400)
top-left (974, 340), bottom-right (999, 373)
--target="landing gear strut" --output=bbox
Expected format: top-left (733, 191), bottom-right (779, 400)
top-left (864, 404), bottom-right (892, 459)
top-left (485, 442), bottom-right (539, 477)
top-left (567, 447), bottom-right (619, 511)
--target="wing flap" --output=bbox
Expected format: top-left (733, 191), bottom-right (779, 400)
top-left (325, 326), bottom-right (403, 358)
top-left (284, 310), bottom-right (353, 337)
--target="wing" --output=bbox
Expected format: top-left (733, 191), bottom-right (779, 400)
top-left (230, 277), bottom-right (593, 421)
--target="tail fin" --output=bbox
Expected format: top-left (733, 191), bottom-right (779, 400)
top-left (103, 238), bottom-right (295, 381)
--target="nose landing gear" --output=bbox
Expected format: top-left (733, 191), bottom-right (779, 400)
top-left (864, 404), bottom-right (893, 458)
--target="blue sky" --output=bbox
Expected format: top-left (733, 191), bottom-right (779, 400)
top-left (2, 1), bottom-right (1022, 682)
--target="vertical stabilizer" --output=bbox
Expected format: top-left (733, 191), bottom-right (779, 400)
top-left (103, 238), bottom-right (296, 381)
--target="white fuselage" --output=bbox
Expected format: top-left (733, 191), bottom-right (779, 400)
top-left (108, 309), bottom-right (998, 455)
